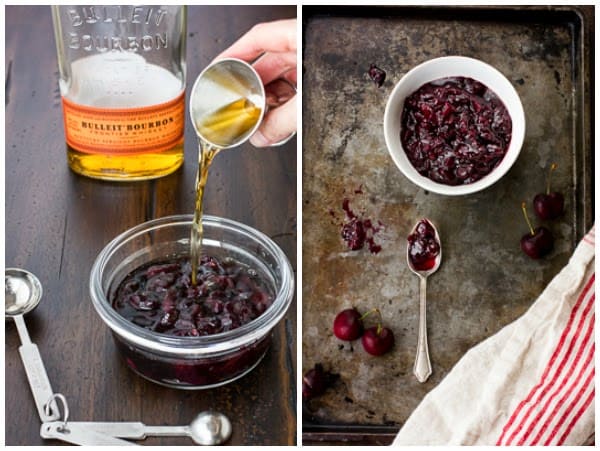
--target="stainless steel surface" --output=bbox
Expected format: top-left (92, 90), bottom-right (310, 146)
top-left (5, 268), bottom-right (60, 422)
top-left (406, 219), bottom-right (442, 383)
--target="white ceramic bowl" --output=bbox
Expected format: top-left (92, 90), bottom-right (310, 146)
top-left (383, 56), bottom-right (525, 195)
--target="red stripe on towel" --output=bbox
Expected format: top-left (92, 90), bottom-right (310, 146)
top-left (522, 316), bottom-right (595, 445)
top-left (508, 290), bottom-right (594, 445)
top-left (544, 360), bottom-right (595, 445)
top-left (509, 293), bottom-right (594, 445)
top-left (557, 387), bottom-right (595, 445)
top-left (531, 339), bottom-right (595, 445)
top-left (583, 228), bottom-right (595, 245)
top-left (496, 274), bottom-right (595, 445)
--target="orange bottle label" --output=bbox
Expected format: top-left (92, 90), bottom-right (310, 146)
top-left (61, 92), bottom-right (185, 155)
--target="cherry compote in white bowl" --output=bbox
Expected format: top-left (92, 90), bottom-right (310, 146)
top-left (90, 215), bottom-right (294, 389)
top-left (384, 56), bottom-right (525, 195)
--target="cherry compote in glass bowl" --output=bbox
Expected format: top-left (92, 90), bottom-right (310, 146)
top-left (90, 215), bottom-right (294, 389)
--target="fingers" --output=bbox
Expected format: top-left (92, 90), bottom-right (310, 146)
top-left (216, 19), bottom-right (297, 62)
top-left (214, 19), bottom-right (298, 149)
top-left (250, 95), bottom-right (297, 148)
top-left (251, 51), bottom-right (296, 86)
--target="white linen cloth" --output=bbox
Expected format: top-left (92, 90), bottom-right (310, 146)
top-left (393, 226), bottom-right (595, 446)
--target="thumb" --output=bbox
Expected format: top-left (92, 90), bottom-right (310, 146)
top-left (250, 96), bottom-right (297, 148)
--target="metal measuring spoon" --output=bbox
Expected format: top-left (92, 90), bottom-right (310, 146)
top-left (406, 219), bottom-right (442, 383)
top-left (68, 411), bottom-right (232, 445)
top-left (41, 394), bottom-right (137, 446)
top-left (189, 57), bottom-right (265, 149)
top-left (42, 422), bottom-right (139, 446)
top-left (5, 268), bottom-right (59, 421)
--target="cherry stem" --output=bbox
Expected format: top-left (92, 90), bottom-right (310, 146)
top-left (521, 201), bottom-right (535, 236)
top-left (546, 163), bottom-right (557, 195)
top-left (359, 308), bottom-right (384, 334)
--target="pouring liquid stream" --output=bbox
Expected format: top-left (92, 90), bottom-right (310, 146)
top-left (190, 98), bottom-right (262, 285)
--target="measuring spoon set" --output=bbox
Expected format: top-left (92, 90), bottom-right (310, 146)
top-left (6, 268), bottom-right (232, 446)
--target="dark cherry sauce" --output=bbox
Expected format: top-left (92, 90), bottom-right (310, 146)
top-left (340, 197), bottom-right (382, 254)
top-left (407, 219), bottom-right (440, 271)
top-left (112, 255), bottom-right (273, 337)
top-left (368, 64), bottom-right (386, 87)
top-left (114, 334), bottom-right (270, 387)
top-left (401, 76), bottom-right (512, 185)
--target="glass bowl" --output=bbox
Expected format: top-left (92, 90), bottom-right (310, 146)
top-left (90, 214), bottom-right (294, 389)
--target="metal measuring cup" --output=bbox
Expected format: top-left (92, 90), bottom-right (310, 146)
top-left (190, 57), bottom-right (266, 149)
top-left (189, 57), bottom-right (296, 149)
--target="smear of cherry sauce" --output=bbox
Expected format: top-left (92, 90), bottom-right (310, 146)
top-left (330, 186), bottom-right (383, 254)
top-left (407, 219), bottom-right (440, 271)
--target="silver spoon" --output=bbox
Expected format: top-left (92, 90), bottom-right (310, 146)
top-left (5, 268), bottom-right (60, 421)
top-left (66, 411), bottom-right (232, 445)
top-left (406, 219), bottom-right (442, 383)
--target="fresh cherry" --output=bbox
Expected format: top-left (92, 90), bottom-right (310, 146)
top-left (333, 308), bottom-right (364, 341)
top-left (520, 202), bottom-right (554, 259)
top-left (302, 363), bottom-right (338, 399)
top-left (361, 326), bottom-right (395, 356)
top-left (356, 308), bottom-right (395, 355)
top-left (533, 163), bottom-right (564, 220)
top-left (368, 64), bottom-right (386, 87)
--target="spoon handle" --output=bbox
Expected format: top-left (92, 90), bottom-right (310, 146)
top-left (64, 422), bottom-right (190, 440)
top-left (14, 315), bottom-right (60, 422)
top-left (414, 276), bottom-right (432, 383)
top-left (65, 422), bottom-right (150, 439)
top-left (142, 425), bottom-right (191, 438)
top-left (41, 422), bottom-right (138, 446)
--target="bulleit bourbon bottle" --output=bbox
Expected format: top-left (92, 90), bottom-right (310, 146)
top-left (52, 5), bottom-right (186, 181)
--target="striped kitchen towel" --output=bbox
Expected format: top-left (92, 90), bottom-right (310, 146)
top-left (393, 226), bottom-right (595, 446)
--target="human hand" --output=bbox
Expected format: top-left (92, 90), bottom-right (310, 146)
top-left (216, 19), bottom-right (297, 148)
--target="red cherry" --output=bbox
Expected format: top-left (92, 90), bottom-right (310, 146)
top-left (533, 163), bottom-right (564, 220)
top-left (333, 308), bottom-right (363, 341)
top-left (302, 364), bottom-right (338, 399)
top-left (302, 365), bottom-right (326, 399)
top-left (520, 202), bottom-right (554, 259)
top-left (361, 326), bottom-right (395, 356)
top-left (520, 227), bottom-right (554, 259)
top-left (534, 192), bottom-right (564, 220)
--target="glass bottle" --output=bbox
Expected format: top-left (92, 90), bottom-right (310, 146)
top-left (51, 5), bottom-right (187, 181)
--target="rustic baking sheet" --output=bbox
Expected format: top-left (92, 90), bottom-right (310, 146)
top-left (301, 6), bottom-right (592, 444)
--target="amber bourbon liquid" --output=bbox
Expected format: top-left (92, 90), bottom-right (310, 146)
top-left (190, 98), bottom-right (262, 285)
top-left (52, 6), bottom-right (186, 181)
top-left (64, 53), bottom-right (185, 180)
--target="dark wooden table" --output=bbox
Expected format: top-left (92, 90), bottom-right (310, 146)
top-left (5, 5), bottom-right (297, 446)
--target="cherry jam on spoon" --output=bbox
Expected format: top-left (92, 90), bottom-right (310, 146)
top-left (407, 219), bottom-right (442, 383)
